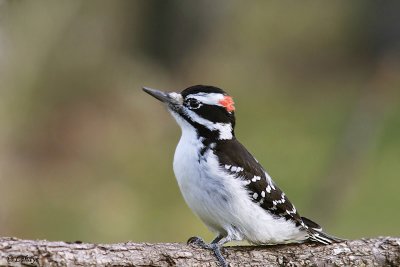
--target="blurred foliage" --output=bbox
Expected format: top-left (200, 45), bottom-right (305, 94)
top-left (0, 0), bottom-right (399, 243)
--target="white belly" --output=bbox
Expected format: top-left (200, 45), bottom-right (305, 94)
top-left (171, 113), bottom-right (307, 243)
top-left (173, 130), bottom-right (230, 235)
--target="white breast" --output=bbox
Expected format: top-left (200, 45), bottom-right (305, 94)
top-left (172, 116), bottom-right (224, 231)
top-left (170, 112), bottom-right (308, 244)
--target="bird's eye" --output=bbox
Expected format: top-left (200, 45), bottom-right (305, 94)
top-left (186, 98), bottom-right (201, 109)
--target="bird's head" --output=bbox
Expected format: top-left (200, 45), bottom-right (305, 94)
top-left (143, 85), bottom-right (236, 140)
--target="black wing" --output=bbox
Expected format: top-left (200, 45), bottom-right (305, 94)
top-left (214, 138), bottom-right (304, 227)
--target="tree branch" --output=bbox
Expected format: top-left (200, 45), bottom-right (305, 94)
top-left (0, 237), bottom-right (399, 266)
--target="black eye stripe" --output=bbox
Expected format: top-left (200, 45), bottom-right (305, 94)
top-left (191, 104), bottom-right (233, 124)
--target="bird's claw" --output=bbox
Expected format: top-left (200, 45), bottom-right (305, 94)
top-left (187, 236), bottom-right (210, 248)
top-left (187, 236), bottom-right (228, 267)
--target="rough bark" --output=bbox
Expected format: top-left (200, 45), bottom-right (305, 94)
top-left (0, 237), bottom-right (399, 267)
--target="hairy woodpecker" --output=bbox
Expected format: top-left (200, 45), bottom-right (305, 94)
top-left (143, 85), bottom-right (342, 266)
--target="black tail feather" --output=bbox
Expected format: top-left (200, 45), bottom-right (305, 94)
top-left (309, 228), bottom-right (345, 244)
top-left (301, 216), bottom-right (322, 231)
top-left (302, 216), bottom-right (345, 244)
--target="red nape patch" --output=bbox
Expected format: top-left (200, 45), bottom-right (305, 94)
top-left (219, 96), bottom-right (235, 112)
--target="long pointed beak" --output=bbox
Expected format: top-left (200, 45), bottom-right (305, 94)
top-left (142, 87), bottom-right (181, 105)
top-left (143, 87), bottom-right (170, 102)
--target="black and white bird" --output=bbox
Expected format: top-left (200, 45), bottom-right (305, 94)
top-left (143, 85), bottom-right (342, 266)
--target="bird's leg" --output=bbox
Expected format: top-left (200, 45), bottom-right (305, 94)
top-left (211, 235), bottom-right (224, 244)
top-left (187, 235), bottom-right (230, 267)
top-left (209, 234), bottom-right (228, 266)
top-left (209, 243), bottom-right (227, 267)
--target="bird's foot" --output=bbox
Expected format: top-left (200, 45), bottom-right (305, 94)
top-left (187, 236), bottom-right (228, 267)
top-left (187, 236), bottom-right (210, 249)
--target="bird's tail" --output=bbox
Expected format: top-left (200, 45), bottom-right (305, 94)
top-left (308, 228), bottom-right (344, 244)
top-left (301, 216), bottom-right (345, 245)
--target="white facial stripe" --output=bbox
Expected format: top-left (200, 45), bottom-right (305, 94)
top-left (184, 109), bottom-right (233, 140)
top-left (189, 93), bottom-right (224, 106)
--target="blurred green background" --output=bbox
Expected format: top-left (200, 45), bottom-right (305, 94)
top-left (0, 1), bottom-right (399, 244)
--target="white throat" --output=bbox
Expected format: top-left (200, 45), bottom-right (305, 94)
top-left (169, 109), bottom-right (233, 140)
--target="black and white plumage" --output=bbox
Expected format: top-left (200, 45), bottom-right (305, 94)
top-left (143, 85), bottom-right (342, 265)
